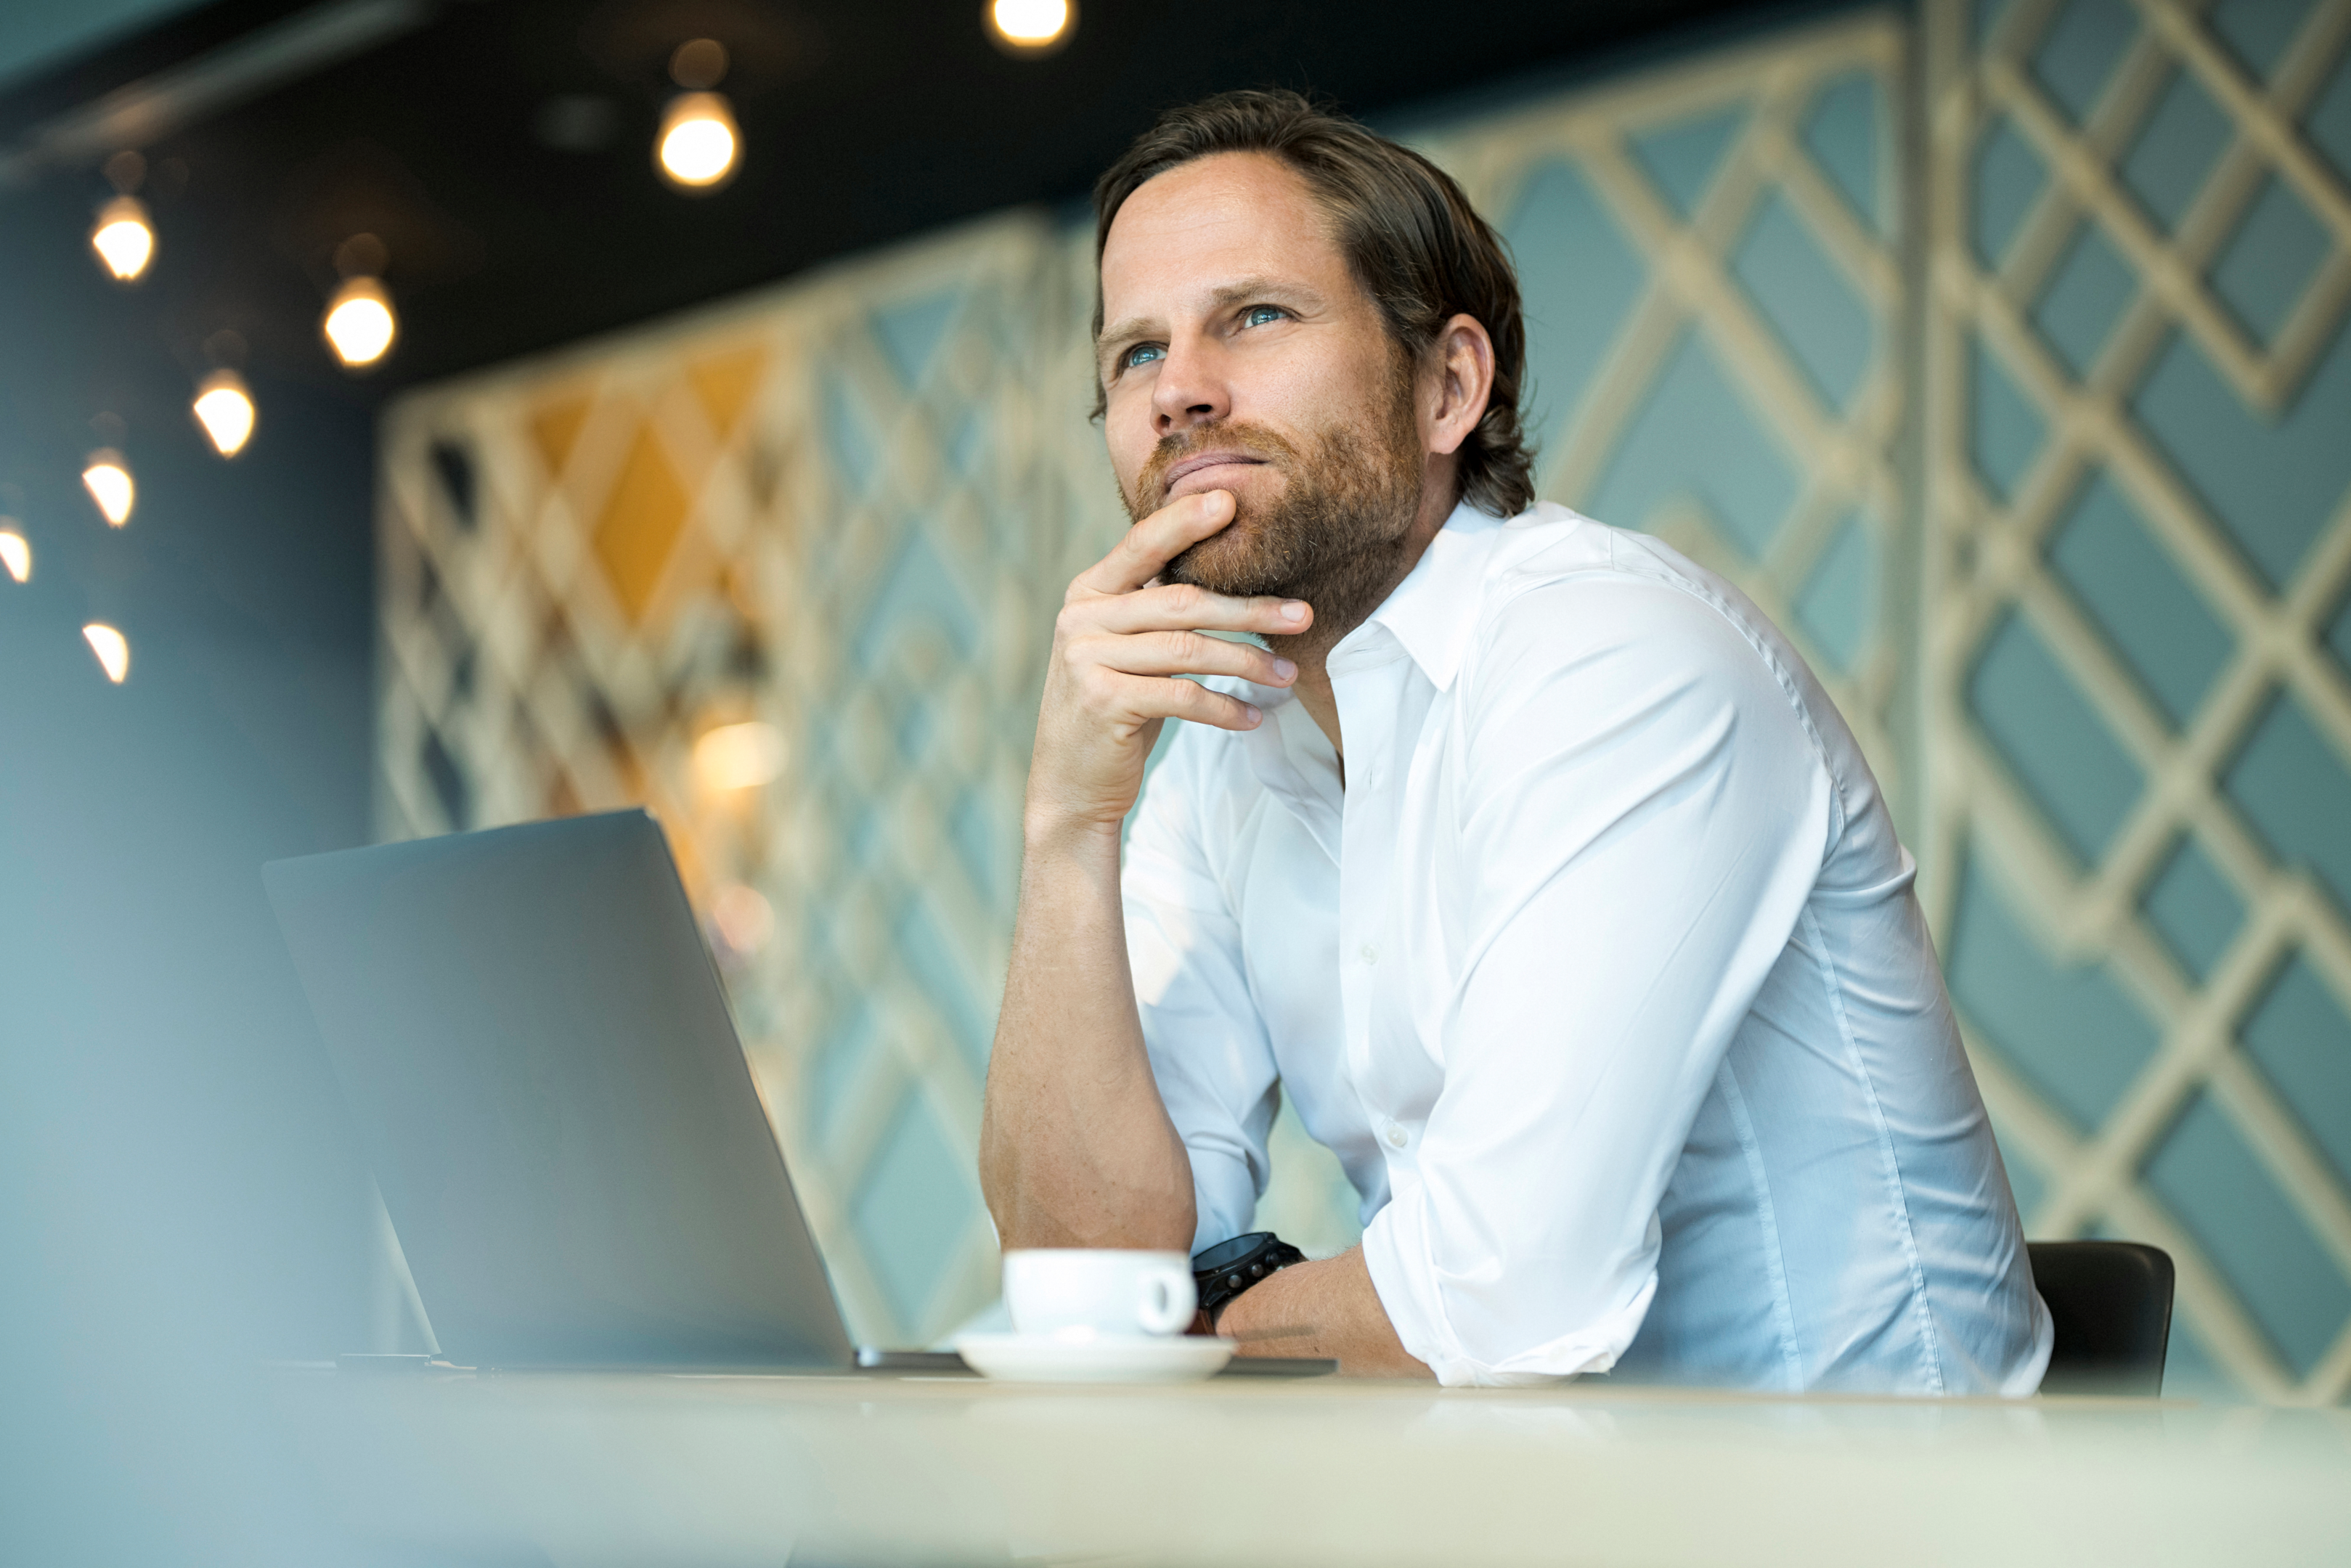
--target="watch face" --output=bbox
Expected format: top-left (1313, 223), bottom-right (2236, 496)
top-left (1193, 1232), bottom-right (1271, 1273)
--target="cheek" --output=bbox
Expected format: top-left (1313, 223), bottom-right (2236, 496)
top-left (1108, 386), bottom-right (1158, 457)
top-left (1241, 343), bottom-right (1389, 436)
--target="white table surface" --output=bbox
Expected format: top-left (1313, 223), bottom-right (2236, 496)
top-left (271, 1366), bottom-right (2351, 1567)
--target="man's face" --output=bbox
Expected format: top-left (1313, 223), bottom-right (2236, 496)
top-left (1096, 152), bottom-right (1426, 601)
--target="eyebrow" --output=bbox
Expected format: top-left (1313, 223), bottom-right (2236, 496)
top-left (1096, 275), bottom-right (1327, 361)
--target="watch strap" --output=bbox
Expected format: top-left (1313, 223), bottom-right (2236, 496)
top-left (1192, 1232), bottom-right (1308, 1324)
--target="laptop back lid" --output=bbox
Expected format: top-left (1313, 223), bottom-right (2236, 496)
top-left (265, 810), bottom-right (855, 1370)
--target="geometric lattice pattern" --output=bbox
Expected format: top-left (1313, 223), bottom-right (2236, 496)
top-left (1923, 0), bottom-right (2351, 1402)
top-left (379, 216), bottom-right (1123, 1348)
top-left (1423, 11), bottom-right (1912, 815)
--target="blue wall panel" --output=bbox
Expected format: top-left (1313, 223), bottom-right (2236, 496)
top-left (1934, 0), bottom-right (2351, 1399)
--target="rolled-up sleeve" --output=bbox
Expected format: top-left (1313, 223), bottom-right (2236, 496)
top-left (1122, 731), bottom-right (1280, 1253)
top-left (1359, 570), bottom-right (1838, 1386)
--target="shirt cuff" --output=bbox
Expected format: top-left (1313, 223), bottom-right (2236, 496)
top-left (1188, 1155), bottom-right (1262, 1255)
top-left (1360, 1184), bottom-right (1658, 1387)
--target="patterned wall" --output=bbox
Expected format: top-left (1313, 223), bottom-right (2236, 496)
top-left (1922, 0), bottom-right (2351, 1402)
top-left (378, 216), bottom-right (1120, 1347)
top-left (378, 0), bottom-right (2351, 1398)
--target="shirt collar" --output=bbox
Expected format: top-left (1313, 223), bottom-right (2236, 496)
top-left (1328, 500), bottom-right (1507, 690)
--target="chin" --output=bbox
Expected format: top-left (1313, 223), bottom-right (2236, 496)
top-left (1163, 515), bottom-right (1286, 597)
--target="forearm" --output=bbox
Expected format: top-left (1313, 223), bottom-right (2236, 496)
top-left (982, 487), bottom-right (1301, 1251)
top-left (979, 817), bottom-right (1196, 1251)
top-left (1216, 1248), bottom-right (1430, 1379)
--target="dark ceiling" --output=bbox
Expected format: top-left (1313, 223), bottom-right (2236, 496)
top-left (1, 0), bottom-right (1817, 406)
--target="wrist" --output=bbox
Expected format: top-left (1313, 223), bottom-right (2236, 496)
top-left (1192, 1232), bottom-right (1307, 1336)
top-left (1021, 804), bottom-right (1127, 859)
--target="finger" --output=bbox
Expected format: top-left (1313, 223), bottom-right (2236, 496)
top-left (1071, 629), bottom-right (1297, 687)
top-left (1130, 674), bottom-right (1265, 732)
top-left (1083, 583), bottom-right (1313, 640)
top-left (1075, 490), bottom-right (1238, 596)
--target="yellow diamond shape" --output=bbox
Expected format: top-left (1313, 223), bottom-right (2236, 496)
top-left (688, 347), bottom-right (766, 440)
top-left (529, 392), bottom-right (593, 482)
top-left (592, 427), bottom-right (689, 625)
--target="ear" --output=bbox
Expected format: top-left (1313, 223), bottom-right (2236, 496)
top-left (1422, 314), bottom-right (1496, 459)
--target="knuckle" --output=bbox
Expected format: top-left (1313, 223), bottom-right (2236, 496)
top-left (1077, 666), bottom-right (1119, 709)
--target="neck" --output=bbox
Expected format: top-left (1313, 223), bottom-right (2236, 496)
top-left (1269, 486), bottom-right (1453, 761)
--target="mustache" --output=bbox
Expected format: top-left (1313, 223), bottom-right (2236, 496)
top-left (1133, 421), bottom-right (1299, 513)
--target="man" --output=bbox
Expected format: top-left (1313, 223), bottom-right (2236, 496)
top-left (979, 89), bottom-right (2050, 1392)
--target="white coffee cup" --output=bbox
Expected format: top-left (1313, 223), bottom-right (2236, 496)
top-left (1001, 1249), bottom-right (1197, 1339)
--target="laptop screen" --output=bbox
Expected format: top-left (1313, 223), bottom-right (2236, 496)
top-left (266, 810), bottom-right (855, 1369)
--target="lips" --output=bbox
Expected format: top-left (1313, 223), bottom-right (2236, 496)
top-left (1161, 450), bottom-right (1268, 499)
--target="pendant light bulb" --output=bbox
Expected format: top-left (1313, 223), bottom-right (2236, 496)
top-left (83, 623), bottom-right (131, 684)
top-left (91, 195), bottom-right (156, 281)
top-left (82, 450), bottom-right (135, 526)
top-left (988, 0), bottom-right (1075, 54)
top-left (0, 524), bottom-right (30, 584)
top-left (324, 276), bottom-right (397, 369)
top-left (192, 369), bottom-right (257, 457)
top-left (657, 91), bottom-right (740, 190)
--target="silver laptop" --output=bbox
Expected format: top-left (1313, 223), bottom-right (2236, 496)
top-left (264, 809), bottom-right (957, 1373)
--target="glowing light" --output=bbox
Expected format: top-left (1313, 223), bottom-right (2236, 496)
top-left (90, 196), bottom-right (155, 281)
top-left (82, 452), bottom-right (135, 526)
top-left (83, 623), bottom-right (130, 683)
top-left (693, 720), bottom-right (785, 791)
top-left (0, 526), bottom-right (28, 584)
top-left (192, 369), bottom-right (256, 457)
top-left (323, 277), bottom-right (397, 368)
top-left (990, 0), bottom-right (1073, 50)
top-left (657, 92), bottom-right (740, 189)
top-left (712, 884), bottom-right (775, 956)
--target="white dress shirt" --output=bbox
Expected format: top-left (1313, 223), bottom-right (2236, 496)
top-left (1122, 501), bottom-right (2051, 1392)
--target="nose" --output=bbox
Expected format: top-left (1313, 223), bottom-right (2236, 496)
top-left (1150, 336), bottom-right (1228, 436)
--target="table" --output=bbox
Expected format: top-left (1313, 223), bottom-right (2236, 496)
top-left (271, 1367), bottom-right (2351, 1567)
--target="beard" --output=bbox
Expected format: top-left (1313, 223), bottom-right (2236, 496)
top-left (1122, 362), bottom-right (1425, 648)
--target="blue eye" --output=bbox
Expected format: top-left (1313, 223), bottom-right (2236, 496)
top-left (1242, 305), bottom-right (1286, 328)
top-left (1123, 343), bottom-right (1164, 369)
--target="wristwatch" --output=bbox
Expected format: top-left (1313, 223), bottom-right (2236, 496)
top-left (1191, 1231), bottom-right (1307, 1327)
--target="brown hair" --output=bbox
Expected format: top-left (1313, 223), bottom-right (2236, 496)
top-left (1092, 89), bottom-right (1536, 519)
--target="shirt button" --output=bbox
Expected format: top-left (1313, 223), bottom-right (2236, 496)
top-left (1385, 1124), bottom-right (1409, 1149)
top-left (1358, 944), bottom-right (1379, 965)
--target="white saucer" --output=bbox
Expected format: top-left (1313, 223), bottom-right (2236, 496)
top-left (953, 1331), bottom-right (1236, 1384)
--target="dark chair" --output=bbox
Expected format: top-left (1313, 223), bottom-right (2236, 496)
top-left (2027, 1239), bottom-right (2175, 1397)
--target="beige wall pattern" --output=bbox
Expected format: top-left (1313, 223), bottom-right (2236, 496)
top-left (1922, 0), bottom-right (2351, 1402)
top-left (378, 216), bottom-right (1115, 1346)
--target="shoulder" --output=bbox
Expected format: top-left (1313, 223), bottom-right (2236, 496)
top-left (1460, 515), bottom-right (1842, 801)
top-left (1480, 520), bottom-right (1799, 695)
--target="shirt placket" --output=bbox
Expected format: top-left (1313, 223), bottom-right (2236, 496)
top-left (1334, 653), bottom-right (1409, 1150)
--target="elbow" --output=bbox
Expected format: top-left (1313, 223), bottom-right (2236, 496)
top-left (976, 1101), bottom-right (1197, 1252)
